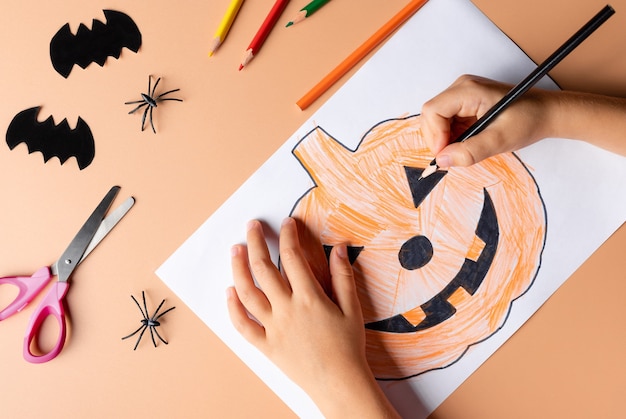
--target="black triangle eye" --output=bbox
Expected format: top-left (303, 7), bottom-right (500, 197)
top-left (323, 245), bottom-right (364, 265)
top-left (404, 166), bottom-right (447, 208)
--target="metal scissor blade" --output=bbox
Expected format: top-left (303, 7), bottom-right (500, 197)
top-left (54, 186), bottom-right (121, 282)
top-left (80, 196), bottom-right (135, 263)
top-left (50, 196), bottom-right (134, 276)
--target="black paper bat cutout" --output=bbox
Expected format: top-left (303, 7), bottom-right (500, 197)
top-left (50, 9), bottom-right (142, 78)
top-left (6, 107), bottom-right (95, 170)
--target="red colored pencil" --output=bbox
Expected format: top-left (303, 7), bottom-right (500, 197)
top-left (239, 0), bottom-right (290, 70)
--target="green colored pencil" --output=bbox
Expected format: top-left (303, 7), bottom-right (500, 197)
top-left (286, 0), bottom-right (332, 27)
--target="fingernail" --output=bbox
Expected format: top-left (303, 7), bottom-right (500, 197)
top-left (231, 245), bottom-right (240, 257)
top-left (336, 244), bottom-right (347, 259)
top-left (226, 286), bottom-right (236, 300)
top-left (282, 217), bottom-right (294, 226)
top-left (436, 154), bottom-right (452, 168)
top-left (247, 220), bottom-right (258, 231)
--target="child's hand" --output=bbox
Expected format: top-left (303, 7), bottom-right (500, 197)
top-left (420, 74), bottom-right (554, 167)
top-left (227, 217), bottom-right (399, 418)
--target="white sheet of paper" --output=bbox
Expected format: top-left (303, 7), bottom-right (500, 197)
top-left (157, 0), bottom-right (626, 417)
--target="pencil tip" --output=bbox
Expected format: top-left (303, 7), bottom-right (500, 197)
top-left (286, 21), bottom-right (293, 27)
top-left (421, 163), bottom-right (438, 180)
top-left (239, 49), bottom-right (254, 70)
top-left (208, 37), bottom-right (221, 57)
top-left (288, 11), bottom-right (308, 27)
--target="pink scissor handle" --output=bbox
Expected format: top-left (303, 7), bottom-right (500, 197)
top-left (23, 281), bottom-right (69, 363)
top-left (0, 267), bottom-right (52, 321)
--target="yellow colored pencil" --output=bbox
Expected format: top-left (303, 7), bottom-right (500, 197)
top-left (209, 0), bottom-right (245, 56)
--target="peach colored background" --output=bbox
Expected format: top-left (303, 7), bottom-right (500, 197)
top-left (0, 0), bottom-right (623, 418)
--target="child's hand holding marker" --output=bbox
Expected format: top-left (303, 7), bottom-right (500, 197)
top-left (421, 74), bottom-right (626, 168)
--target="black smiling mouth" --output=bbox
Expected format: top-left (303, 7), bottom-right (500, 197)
top-left (365, 186), bottom-right (499, 333)
top-left (323, 166), bottom-right (500, 333)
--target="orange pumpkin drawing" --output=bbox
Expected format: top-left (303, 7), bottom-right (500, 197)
top-left (290, 115), bottom-right (546, 380)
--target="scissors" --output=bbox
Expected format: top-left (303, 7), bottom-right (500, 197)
top-left (0, 186), bottom-right (134, 363)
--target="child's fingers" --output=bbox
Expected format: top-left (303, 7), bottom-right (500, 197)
top-left (328, 245), bottom-right (362, 319)
top-left (435, 114), bottom-right (519, 167)
top-left (226, 286), bottom-right (266, 347)
top-left (278, 217), bottom-right (322, 296)
top-left (420, 97), bottom-right (457, 155)
top-left (421, 75), bottom-right (506, 155)
top-left (246, 220), bottom-right (290, 301)
top-left (231, 244), bottom-right (272, 321)
top-left (436, 134), bottom-right (493, 167)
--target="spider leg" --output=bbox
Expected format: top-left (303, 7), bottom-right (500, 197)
top-left (149, 326), bottom-right (158, 348)
top-left (141, 291), bottom-right (150, 319)
top-left (156, 89), bottom-right (181, 99)
top-left (125, 99), bottom-right (146, 105)
top-left (149, 106), bottom-right (156, 134)
top-left (159, 98), bottom-right (184, 103)
top-left (121, 324), bottom-right (145, 340)
top-left (152, 326), bottom-right (169, 345)
top-left (156, 89), bottom-right (183, 103)
top-left (151, 299), bottom-right (167, 318)
top-left (133, 325), bottom-right (148, 350)
top-left (127, 102), bottom-right (148, 115)
top-left (151, 77), bottom-right (162, 97)
top-left (154, 305), bottom-right (176, 321)
top-left (147, 75), bottom-right (152, 97)
top-left (141, 106), bottom-right (150, 131)
top-left (130, 294), bottom-right (148, 319)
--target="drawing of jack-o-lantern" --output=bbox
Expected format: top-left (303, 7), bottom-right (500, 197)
top-left (290, 115), bottom-right (546, 380)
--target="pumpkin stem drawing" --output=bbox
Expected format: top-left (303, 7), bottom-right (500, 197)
top-left (289, 115), bottom-right (546, 380)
